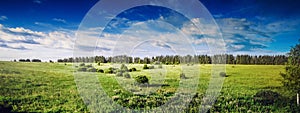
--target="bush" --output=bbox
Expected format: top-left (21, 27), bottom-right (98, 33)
top-left (253, 90), bottom-right (281, 105)
top-left (105, 70), bottom-right (113, 74)
top-left (97, 69), bottom-right (104, 73)
top-left (79, 63), bottom-right (85, 67)
top-left (120, 64), bottom-right (128, 71)
top-left (129, 69), bottom-right (132, 72)
top-left (131, 68), bottom-right (137, 71)
top-left (143, 64), bottom-right (149, 69)
top-left (77, 67), bottom-right (87, 72)
top-left (105, 68), bottom-right (115, 74)
top-left (180, 73), bottom-right (187, 79)
top-left (148, 65), bottom-right (155, 69)
top-left (135, 75), bottom-right (149, 84)
top-left (219, 72), bottom-right (227, 77)
top-left (116, 72), bottom-right (123, 77)
top-left (87, 68), bottom-right (97, 72)
top-left (123, 72), bottom-right (131, 78)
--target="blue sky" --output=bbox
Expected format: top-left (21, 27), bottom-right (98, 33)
top-left (0, 0), bottom-right (299, 61)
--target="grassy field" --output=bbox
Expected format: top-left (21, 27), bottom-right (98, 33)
top-left (0, 61), bottom-right (299, 112)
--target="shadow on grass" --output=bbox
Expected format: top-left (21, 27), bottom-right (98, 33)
top-left (139, 84), bottom-right (170, 87)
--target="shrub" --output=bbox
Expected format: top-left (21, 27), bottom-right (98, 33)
top-left (97, 62), bottom-right (101, 66)
top-left (131, 68), bottom-right (137, 71)
top-left (105, 70), bottom-right (113, 74)
top-left (253, 90), bottom-right (281, 105)
top-left (79, 63), bottom-right (85, 66)
top-left (116, 72), bottom-right (123, 77)
top-left (120, 64), bottom-right (128, 72)
top-left (129, 69), bottom-right (132, 72)
top-left (87, 68), bottom-right (97, 72)
top-left (180, 73), bottom-right (187, 79)
top-left (219, 72), bottom-right (227, 77)
top-left (123, 72), bottom-right (131, 78)
top-left (143, 64), bottom-right (149, 69)
top-left (148, 65), bottom-right (155, 69)
top-left (97, 69), bottom-right (104, 73)
top-left (78, 67), bottom-right (87, 72)
top-left (105, 68), bottom-right (115, 74)
top-left (135, 75), bottom-right (149, 84)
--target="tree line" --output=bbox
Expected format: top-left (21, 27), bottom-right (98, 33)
top-left (57, 54), bottom-right (288, 65)
top-left (17, 59), bottom-right (42, 62)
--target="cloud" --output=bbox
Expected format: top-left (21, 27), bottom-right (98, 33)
top-left (53, 18), bottom-right (67, 23)
top-left (0, 43), bottom-right (28, 50)
top-left (151, 41), bottom-right (172, 49)
top-left (34, 22), bottom-right (53, 27)
top-left (0, 16), bottom-right (8, 21)
top-left (0, 24), bottom-right (74, 50)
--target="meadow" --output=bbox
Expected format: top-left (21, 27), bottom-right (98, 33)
top-left (0, 61), bottom-right (299, 112)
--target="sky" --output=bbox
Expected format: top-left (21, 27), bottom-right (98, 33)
top-left (0, 0), bottom-right (299, 61)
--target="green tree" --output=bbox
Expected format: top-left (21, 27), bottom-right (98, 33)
top-left (281, 40), bottom-right (300, 106)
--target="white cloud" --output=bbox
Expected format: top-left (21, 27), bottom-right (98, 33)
top-left (53, 18), bottom-right (67, 23)
top-left (0, 24), bottom-right (75, 61)
top-left (0, 16), bottom-right (8, 21)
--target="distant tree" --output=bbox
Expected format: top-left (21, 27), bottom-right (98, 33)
top-left (32, 59), bottom-right (41, 62)
top-left (281, 40), bottom-right (300, 106)
top-left (57, 59), bottom-right (63, 62)
top-left (19, 59), bottom-right (26, 62)
top-left (13, 59), bottom-right (16, 62)
top-left (26, 59), bottom-right (30, 62)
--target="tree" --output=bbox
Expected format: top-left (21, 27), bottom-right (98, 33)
top-left (281, 40), bottom-right (300, 106)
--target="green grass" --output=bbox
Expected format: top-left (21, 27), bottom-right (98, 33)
top-left (0, 61), bottom-right (298, 112)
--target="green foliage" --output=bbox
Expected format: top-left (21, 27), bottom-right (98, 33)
top-left (105, 67), bottom-right (117, 74)
top-left (143, 64), bottom-right (149, 69)
top-left (253, 90), bottom-right (282, 105)
top-left (105, 67), bottom-right (115, 74)
top-left (134, 75), bottom-right (149, 84)
top-left (131, 68), bottom-right (137, 71)
top-left (97, 69), bottom-right (104, 73)
top-left (281, 41), bottom-right (300, 93)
